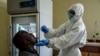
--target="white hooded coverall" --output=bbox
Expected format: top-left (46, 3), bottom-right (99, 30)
top-left (44, 3), bottom-right (87, 56)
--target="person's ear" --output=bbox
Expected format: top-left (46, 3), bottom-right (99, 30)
top-left (24, 40), bottom-right (30, 44)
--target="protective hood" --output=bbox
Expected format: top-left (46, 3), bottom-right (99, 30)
top-left (68, 3), bottom-right (84, 22)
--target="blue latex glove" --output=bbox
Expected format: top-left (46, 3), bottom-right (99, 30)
top-left (41, 25), bottom-right (49, 33)
top-left (35, 39), bottom-right (50, 46)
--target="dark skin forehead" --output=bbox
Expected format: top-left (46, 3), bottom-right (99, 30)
top-left (15, 31), bottom-right (35, 40)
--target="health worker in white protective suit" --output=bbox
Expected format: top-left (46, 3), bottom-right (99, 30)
top-left (35, 3), bottom-right (87, 56)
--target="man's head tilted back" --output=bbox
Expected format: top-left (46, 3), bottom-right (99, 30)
top-left (13, 30), bottom-right (37, 51)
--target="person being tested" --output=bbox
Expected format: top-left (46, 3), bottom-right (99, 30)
top-left (13, 30), bottom-right (39, 56)
top-left (35, 3), bottom-right (87, 56)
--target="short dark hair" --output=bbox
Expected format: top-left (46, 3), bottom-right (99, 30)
top-left (13, 30), bottom-right (30, 50)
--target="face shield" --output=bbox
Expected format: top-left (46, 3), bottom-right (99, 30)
top-left (68, 10), bottom-right (75, 20)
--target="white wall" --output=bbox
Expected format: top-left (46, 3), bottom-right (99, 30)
top-left (40, 0), bottom-right (53, 56)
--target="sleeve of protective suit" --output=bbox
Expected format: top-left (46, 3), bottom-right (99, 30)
top-left (44, 22), bottom-right (69, 39)
top-left (47, 25), bottom-right (84, 49)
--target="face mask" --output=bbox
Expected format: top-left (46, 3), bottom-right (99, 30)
top-left (68, 10), bottom-right (75, 20)
top-left (68, 13), bottom-right (74, 20)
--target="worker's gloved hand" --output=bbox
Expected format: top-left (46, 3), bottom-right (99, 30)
top-left (41, 25), bottom-right (49, 33)
top-left (35, 39), bottom-right (50, 46)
